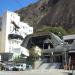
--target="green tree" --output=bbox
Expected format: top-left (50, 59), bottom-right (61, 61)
top-left (38, 26), bottom-right (68, 39)
top-left (27, 46), bottom-right (41, 69)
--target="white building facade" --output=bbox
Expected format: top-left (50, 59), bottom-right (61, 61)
top-left (0, 11), bottom-right (33, 61)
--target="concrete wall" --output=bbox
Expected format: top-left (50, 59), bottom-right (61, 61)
top-left (1, 12), bottom-right (8, 52)
top-left (0, 31), bottom-right (2, 52)
top-left (0, 17), bottom-right (2, 52)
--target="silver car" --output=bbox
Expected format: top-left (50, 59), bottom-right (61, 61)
top-left (12, 63), bottom-right (26, 71)
top-left (3, 63), bottom-right (14, 71)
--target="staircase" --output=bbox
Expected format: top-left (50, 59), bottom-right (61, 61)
top-left (38, 63), bottom-right (50, 70)
top-left (38, 63), bottom-right (62, 70)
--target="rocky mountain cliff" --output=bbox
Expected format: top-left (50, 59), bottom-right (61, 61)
top-left (16, 0), bottom-right (75, 34)
top-left (16, 0), bottom-right (59, 27)
top-left (39, 0), bottom-right (75, 29)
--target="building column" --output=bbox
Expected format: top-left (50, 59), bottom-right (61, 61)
top-left (50, 52), bottom-right (53, 63)
top-left (69, 56), bottom-right (71, 70)
top-left (43, 42), bottom-right (44, 50)
top-left (64, 51), bottom-right (68, 70)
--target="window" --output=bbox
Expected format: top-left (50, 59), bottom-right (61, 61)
top-left (65, 39), bottom-right (74, 44)
top-left (23, 26), bottom-right (25, 29)
top-left (11, 14), bottom-right (13, 17)
top-left (29, 30), bottom-right (31, 32)
top-left (12, 41), bottom-right (14, 44)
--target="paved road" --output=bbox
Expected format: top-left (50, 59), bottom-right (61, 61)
top-left (0, 69), bottom-right (75, 75)
top-left (0, 70), bottom-right (71, 75)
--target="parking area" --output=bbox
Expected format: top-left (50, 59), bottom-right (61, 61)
top-left (0, 70), bottom-right (74, 75)
top-left (0, 63), bottom-right (27, 71)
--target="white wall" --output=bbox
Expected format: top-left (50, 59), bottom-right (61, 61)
top-left (0, 11), bottom-right (33, 57)
top-left (1, 12), bottom-right (7, 52)
top-left (0, 17), bottom-right (2, 52)
top-left (1, 11), bottom-right (20, 52)
top-left (0, 31), bottom-right (2, 52)
top-left (19, 22), bottom-right (33, 38)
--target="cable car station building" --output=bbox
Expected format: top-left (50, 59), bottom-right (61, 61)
top-left (22, 32), bottom-right (75, 69)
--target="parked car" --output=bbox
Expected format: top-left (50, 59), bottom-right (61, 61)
top-left (3, 63), bottom-right (14, 71)
top-left (12, 63), bottom-right (26, 71)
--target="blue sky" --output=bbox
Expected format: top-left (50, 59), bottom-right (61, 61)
top-left (0, 0), bottom-right (39, 16)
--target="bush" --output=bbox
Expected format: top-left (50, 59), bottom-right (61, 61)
top-left (37, 26), bottom-right (68, 39)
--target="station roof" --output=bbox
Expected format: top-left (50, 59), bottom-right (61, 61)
top-left (63, 34), bottom-right (75, 40)
top-left (21, 32), bottom-right (64, 51)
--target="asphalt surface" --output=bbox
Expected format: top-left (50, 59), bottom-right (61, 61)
top-left (0, 70), bottom-right (74, 75)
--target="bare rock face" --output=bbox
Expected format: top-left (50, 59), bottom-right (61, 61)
top-left (47, 0), bottom-right (60, 6)
top-left (16, 0), bottom-right (59, 27)
top-left (17, 0), bottom-right (75, 30)
top-left (39, 0), bottom-right (75, 29)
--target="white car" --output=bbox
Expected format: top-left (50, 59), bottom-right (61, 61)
top-left (12, 63), bottom-right (26, 71)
